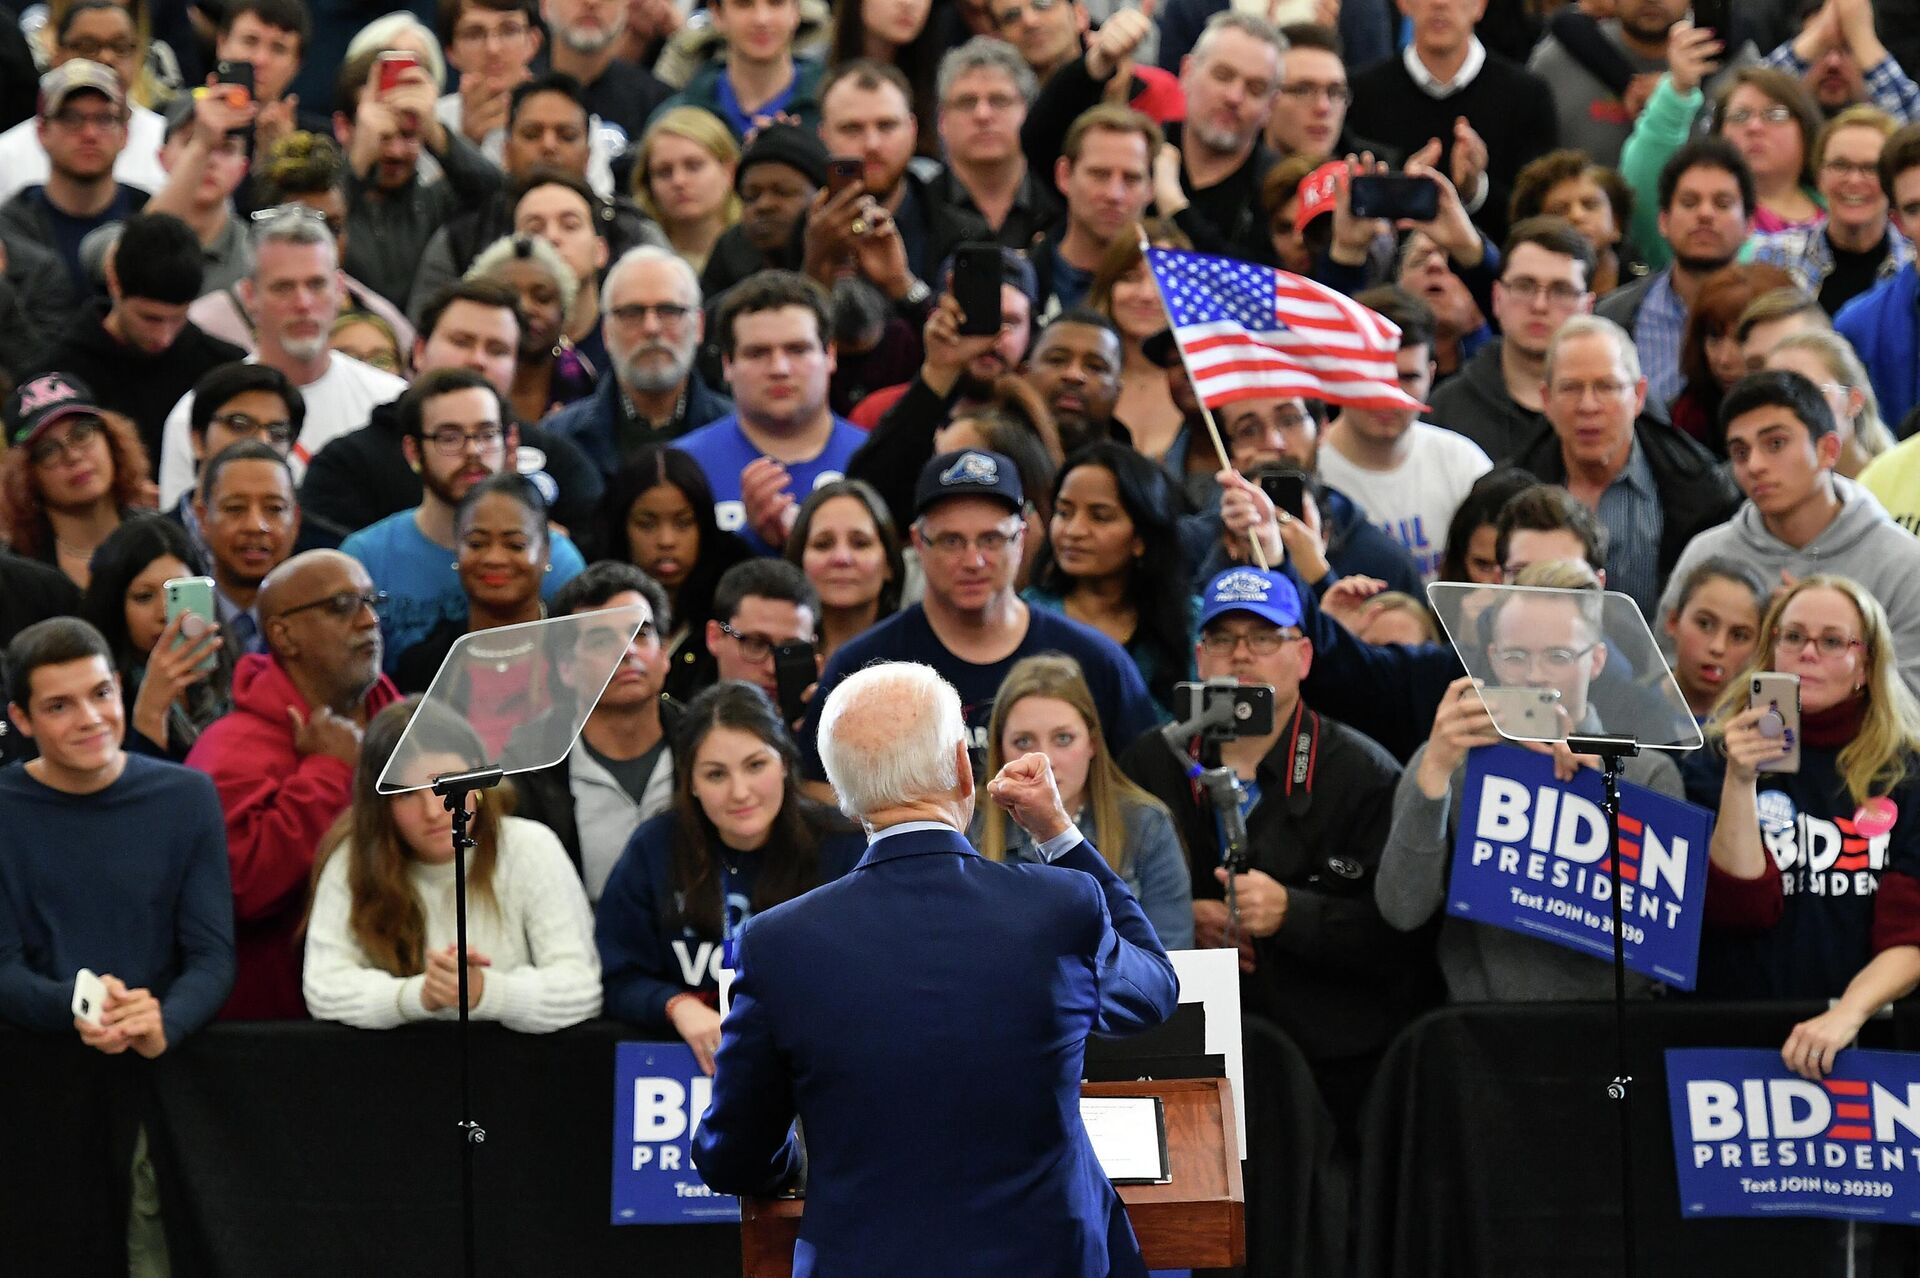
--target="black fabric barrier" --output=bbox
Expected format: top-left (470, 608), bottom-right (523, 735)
top-left (15, 1004), bottom-right (1920, 1278)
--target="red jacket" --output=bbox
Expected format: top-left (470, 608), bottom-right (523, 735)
top-left (185, 654), bottom-right (401, 1019)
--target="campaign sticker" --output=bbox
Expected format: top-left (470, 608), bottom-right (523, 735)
top-left (1757, 790), bottom-right (1798, 835)
top-left (1854, 797), bottom-right (1899, 839)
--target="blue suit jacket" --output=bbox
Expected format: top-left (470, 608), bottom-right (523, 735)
top-left (690, 825), bottom-right (1180, 1278)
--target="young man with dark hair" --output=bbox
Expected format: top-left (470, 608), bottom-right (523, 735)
top-left (302, 276), bottom-right (602, 538)
top-left (182, 363), bottom-right (305, 507)
top-left (651, 0), bottom-right (821, 142)
top-left (1662, 368), bottom-right (1920, 697)
top-left (215, 0), bottom-right (319, 155)
top-left (193, 440), bottom-right (302, 656)
top-left (1597, 137), bottom-right (1757, 421)
top-left (0, 615), bottom-right (234, 1052)
top-left (40, 211), bottom-right (245, 466)
top-left (672, 269), bottom-right (865, 554)
top-left (0, 0), bottom-right (167, 203)
top-left (1429, 215), bottom-right (1597, 459)
top-left (1493, 482), bottom-right (1611, 580)
top-left (1318, 285), bottom-right (1492, 581)
top-left (148, 81), bottom-right (256, 294)
top-left (1264, 21), bottom-right (1395, 164)
top-left (437, 0), bottom-right (544, 162)
top-left (339, 366), bottom-right (587, 666)
top-left (510, 561), bottom-right (678, 898)
top-left (702, 557), bottom-right (819, 702)
top-left (330, 45), bottom-right (504, 309)
top-left (1836, 121), bottom-right (1920, 426)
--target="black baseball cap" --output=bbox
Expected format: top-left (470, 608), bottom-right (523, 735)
top-left (6, 372), bottom-right (103, 449)
top-left (914, 449), bottom-right (1024, 518)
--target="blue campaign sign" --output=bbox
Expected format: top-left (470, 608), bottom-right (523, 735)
top-left (1667, 1047), bottom-right (1920, 1222)
top-left (610, 1041), bottom-right (740, 1225)
top-left (1447, 744), bottom-right (1712, 988)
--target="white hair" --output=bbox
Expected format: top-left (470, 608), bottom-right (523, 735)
top-left (1545, 314), bottom-right (1641, 385)
top-left (604, 244), bottom-right (702, 309)
top-left (1190, 10), bottom-right (1289, 67)
top-left (344, 14), bottom-right (448, 91)
top-left (818, 663), bottom-right (966, 823)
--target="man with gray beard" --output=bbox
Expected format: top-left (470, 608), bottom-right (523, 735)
top-left (542, 245), bottom-right (733, 477)
top-left (533, 0), bottom-right (669, 147)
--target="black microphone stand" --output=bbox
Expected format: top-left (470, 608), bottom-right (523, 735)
top-left (1567, 733), bottom-right (1639, 1278)
top-left (431, 765), bottom-right (504, 1278)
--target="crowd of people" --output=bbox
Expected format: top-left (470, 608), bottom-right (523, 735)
top-left (10, 0), bottom-right (1920, 1259)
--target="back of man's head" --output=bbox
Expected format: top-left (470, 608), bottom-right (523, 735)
top-left (114, 213), bottom-right (205, 305)
top-left (1494, 483), bottom-right (1609, 570)
top-left (817, 662), bottom-right (966, 824)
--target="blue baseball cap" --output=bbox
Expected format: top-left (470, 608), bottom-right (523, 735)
top-left (1199, 568), bottom-right (1302, 630)
top-left (914, 449), bottom-right (1024, 518)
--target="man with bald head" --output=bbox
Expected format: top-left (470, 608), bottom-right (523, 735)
top-left (186, 549), bottom-right (401, 1018)
top-left (694, 661), bottom-right (1177, 1276)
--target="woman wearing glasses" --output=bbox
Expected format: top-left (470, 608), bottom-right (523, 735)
top-left (596, 681), bottom-right (862, 1074)
top-left (0, 373), bottom-right (152, 589)
top-left (1688, 576), bottom-right (1920, 1079)
top-left (303, 697), bottom-right (602, 1032)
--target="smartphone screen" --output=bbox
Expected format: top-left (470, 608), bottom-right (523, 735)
top-left (1255, 468), bottom-right (1307, 521)
top-left (1348, 174), bottom-right (1439, 223)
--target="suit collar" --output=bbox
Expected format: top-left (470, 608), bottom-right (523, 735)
top-left (856, 824), bottom-right (979, 869)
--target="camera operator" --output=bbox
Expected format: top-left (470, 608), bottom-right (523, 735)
top-left (1120, 566), bottom-right (1438, 1138)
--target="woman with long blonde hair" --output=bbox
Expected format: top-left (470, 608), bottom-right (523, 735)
top-left (977, 655), bottom-right (1193, 948)
top-left (632, 107), bottom-right (740, 276)
top-left (1690, 575), bottom-right (1920, 1079)
top-left (303, 698), bottom-right (603, 1032)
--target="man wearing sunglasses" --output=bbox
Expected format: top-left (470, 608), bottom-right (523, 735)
top-left (185, 548), bottom-right (401, 1020)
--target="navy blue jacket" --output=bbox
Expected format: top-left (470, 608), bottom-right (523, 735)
top-left (539, 369), bottom-right (734, 479)
top-left (691, 825), bottom-right (1178, 1278)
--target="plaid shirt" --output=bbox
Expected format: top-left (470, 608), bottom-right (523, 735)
top-left (1763, 42), bottom-right (1920, 124)
top-left (1636, 269), bottom-right (1687, 417)
top-left (1751, 221), bottom-right (1916, 294)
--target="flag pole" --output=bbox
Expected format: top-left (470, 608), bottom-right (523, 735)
top-left (1139, 229), bottom-right (1270, 571)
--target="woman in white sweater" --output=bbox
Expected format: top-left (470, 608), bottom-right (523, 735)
top-left (303, 698), bottom-right (603, 1032)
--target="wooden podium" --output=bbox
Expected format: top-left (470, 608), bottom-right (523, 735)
top-left (738, 1077), bottom-right (1244, 1277)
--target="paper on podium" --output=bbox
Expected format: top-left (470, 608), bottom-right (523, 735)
top-left (1425, 583), bottom-right (1702, 752)
top-left (1079, 1095), bottom-right (1169, 1183)
top-left (375, 605), bottom-right (650, 794)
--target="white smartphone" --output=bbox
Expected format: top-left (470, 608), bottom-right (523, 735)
top-left (71, 968), bottom-right (106, 1028)
top-left (1751, 672), bottom-right (1802, 774)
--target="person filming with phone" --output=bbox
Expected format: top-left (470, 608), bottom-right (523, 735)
top-left (1685, 574), bottom-right (1920, 1080)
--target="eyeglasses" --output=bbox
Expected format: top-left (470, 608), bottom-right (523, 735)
top-left (209, 412), bottom-right (295, 445)
top-left (1278, 81), bottom-right (1351, 104)
top-left (60, 36), bottom-right (137, 58)
top-left (28, 417), bottom-right (102, 467)
top-left (47, 107), bottom-right (127, 131)
top-left (1549, 378), bottom-right (1631, 402)
top-left (421, 425), bottom-right (506, 456)
top-left (919, 524), bottom-right (1022, 558)
top-left (946, 91), bottom-right (1022, 114)
top-left (1199, 627), bottom-right (1304, 656)
top-left (1821, 158), bottom-right (1880, 180)
top-left (250, 203), bottom-right (343, 239)
top-left (275, 589), bottom-right (387, 621)
top-left (1501, 277), bottom-right (1586, 306)
top-left (1491, 643), bottom-right (1598, 673)
top-left (717, 620), bottom-right (806, 662)
top-left (452, 19), bottom-right (531, 46)
top-left (1725, 105), bottom-right (1795, 127)
top-left (1775, 627), bottom-right (1864, 659)
top-left (608, 302), bottom-right (692, 327)
top-left (1226, 410), bottom-right (1312, 443)
top-left (993, 0), bottom-right (1060, 25)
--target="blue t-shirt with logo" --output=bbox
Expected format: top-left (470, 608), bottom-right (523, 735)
top-left (670, 413), bottom-right (866, 555)
top-left (339, 509), bottom-right (587, 670)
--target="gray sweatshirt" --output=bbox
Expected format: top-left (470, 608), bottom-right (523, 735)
top-left (1375, 743), bottom-right (1680, 1002)
top-left (1657, 477), bottom-right (1920, 700)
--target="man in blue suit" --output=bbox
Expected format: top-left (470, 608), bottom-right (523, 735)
top-left (692, 661), bottom-right (1180, 1277)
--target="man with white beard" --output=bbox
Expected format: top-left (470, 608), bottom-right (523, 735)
top-left (542, 245), bottom-right (734, 477)
top-left (156, 208), bottom-right (407, 508)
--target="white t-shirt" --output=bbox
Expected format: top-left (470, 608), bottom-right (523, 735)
top-left (1316, 421), bottom-right (1493, 582)
top-left (157, 352), bottom-right (408, 508)
top-left (0, 104), bottom-right (168, 205)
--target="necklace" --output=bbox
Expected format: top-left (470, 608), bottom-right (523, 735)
top-left (465, 636), bottom-right (536, 674)
top-left (55, 533), bottom-right (104, 559)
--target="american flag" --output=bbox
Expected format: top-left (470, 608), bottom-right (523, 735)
top-left (1146, 247), bottom-right (1425, 412)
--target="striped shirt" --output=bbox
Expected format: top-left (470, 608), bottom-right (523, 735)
top-left (1635, 269), bottom-right (1687, 423)
top-left (1596, 434), bottom-right (1665, 619)
top-left (1750, 222), bottom-right (1915, 299)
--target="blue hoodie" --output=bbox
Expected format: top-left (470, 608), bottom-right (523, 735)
top-left (1836, 265), bottom-right (1920, 431)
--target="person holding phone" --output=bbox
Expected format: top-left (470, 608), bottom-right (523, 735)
top-left (595, 680), bottom-right (862, 1073)
top-left (698, 558), bottom-right (820, 727)
top-left (80, 515), bottom-right (232, 759)
top-left (1687, 576), bottom-right (1920, 1079)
